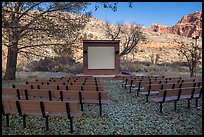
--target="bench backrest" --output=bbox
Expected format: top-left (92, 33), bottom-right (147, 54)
top-left (24, 89), bottom-right (52, 101)
top-left (43, 101), bottom-right (81, 117)
top-left (54, 90), bottom-right (109, 104)
top-left (67, 85), bottom-right (82, 90)
top-left (81, 91), bottom-right (109, 101)
top-left (143, 84), bottom-right (162, 92)
top-left (13, 84), bottom-right (33, 90)
top-left (54, 90), bottom-right (80, 101)
top-left (157, 86), bottom-right (202, 99)
top-left (2, 88), bottom-right (24, 99)
top-left (194, 86), bottom-right (202, 95)
top-left (82, 85), bottom-right (103, 91)
top-left (157, 89), bottom-right (180, 98)
top-left (180, 87), bottom-right (202, 96)
top-left (2, 99), bottom-right (18, 115)
top-left (17, 100), bottom-right (42, 116)
top-left (180, 82), bottom-right (195, 88)
top-left (2, 99), bottom-right (82, 118)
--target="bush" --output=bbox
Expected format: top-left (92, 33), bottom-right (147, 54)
top-left (120, 61), bottom-right (147, 72)
top-left (147, 65), bottom-right (163, 73)
top-left (62, 63), bottom-right (83, 74)
top-left (28, 57), bottom-right (55, 71)
top-left (27, 56), bottom-right (82, 74)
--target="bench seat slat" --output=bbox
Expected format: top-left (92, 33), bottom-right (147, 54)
top-left (139, 91), bottom-right (159, 95)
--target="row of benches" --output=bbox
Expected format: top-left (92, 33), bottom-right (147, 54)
top-left (116, 75), bottom-right (202, 112)
top-left (2, 88), bottom-right (109, 108)
top-left (13, 84), bottom-right (104, 91)
top-left (123, 77), bottom-right (201, 92)
top-left (2, 88), bottom-right (109, 133)
top-left (115, 75), bottom-right (166, 82)
top-left (138, 81), bottom-right (202, 102)
top-left (26, 80), bottom-right (101, 86)
top-left (25, 81), bottom-right (102, 87)
top-left (2, 76), bottom-right (109, 133)
top-left (48, 76), bottom-right (100, 83)
top-left (50, 75), bottom-right (100, 80)
top-left (123, 78), bottom-right (197, 90)
top-left (152, 86), bottom-right (202, 112)
top-left (2, 99), bottom-right (81, 133)
top-left (27, 77), bottom-right (101, 86)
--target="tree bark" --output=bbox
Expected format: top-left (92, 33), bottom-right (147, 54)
top-left (3, 44), bottom-right (18, 80)
top-left (189, 64), bottom-right (195, 78)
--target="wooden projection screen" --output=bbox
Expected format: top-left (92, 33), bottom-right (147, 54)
top-left (83, 40), bottom-right (120, 75)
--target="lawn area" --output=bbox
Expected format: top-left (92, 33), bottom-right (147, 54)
top-left (2, 78), bottom-right (202, 135)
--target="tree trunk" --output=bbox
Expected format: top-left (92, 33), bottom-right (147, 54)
top-left (132, 53), bottom-right (135, 61)
top-left (3, 45), bottom-right (18, 80)
top-left (189, 65), bottom-right (195, 78)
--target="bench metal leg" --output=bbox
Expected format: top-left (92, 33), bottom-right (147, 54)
top-left (45, 116), bottom-right (49, 131)
top-left (99, 92), bottom-right (102, 116)
top-left (99, 104), bottom-right (102, 116)
top-left (6, 114), bottom-right (9, 127)
top-left (187, 99), bottom-right (190, 108)
top-left (195, 98), bottom-right (198, 107)
top-left (80, 103), bottom-right (83, 111)
top-left (23, 115), bottom-right (26, 128)
top-left (159, 103), bottom-right (163, 113)
top-left (137, 90), bottom-right (139, 96)
top-left (174, 101), bottom-right (177, 111)
top-left (146, 95), bottom-right (149, 102)
top-left (121, 83), bottom-right (124, 87)
top-left (69, 117), bottom-right (74, 133)
top-left (129, 86), bottom-right (132, 93)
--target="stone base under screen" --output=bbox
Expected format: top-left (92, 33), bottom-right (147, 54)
top-left (83, 40), bottom-right (120, 75)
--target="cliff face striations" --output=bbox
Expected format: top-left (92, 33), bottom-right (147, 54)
top-left (149, 12), bottom-right (202, 37)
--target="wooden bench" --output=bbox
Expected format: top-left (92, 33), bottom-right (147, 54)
top-left (82, 85), bottom-right (104, 91)
top-left (140, 83), bottom-right (181, 102)
top-left (151, 87), bottom-right (202, 112)
top-left (2, 99), bottom-right (82, 133)
top-left (54, 90), bottom-right (109, 115)
top-left (14, 84), bottom-right (70, 90)
top-left (24, 89), bottom-right (52, 101)
top-left (26, 80), bottom-right (50, 85)
top-left (2, 88), bottom-right (25, 100)
top-left (124, 76), bottom-right (169, 91)
top-left (13, 84), bottom-right (34, 90)
top-left (4, 87), bottom-right (108, 116)
top-left (129, 80), bottom-right (164, 94)
top-left (140, 81), bottom-right (202, 102)
top-left (26, 79), bottom-right (101, 87)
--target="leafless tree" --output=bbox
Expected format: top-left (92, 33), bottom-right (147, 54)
top-left (119, 23), bottom-right (146, 56)
top-left (178, 39), bottom-right (202, 78)
top-left (102, 21), bottom-right (146, 58)
top-left (130, 47), bottom-right (138, 61)
top-left (103, 20), bottom-right (122, 40)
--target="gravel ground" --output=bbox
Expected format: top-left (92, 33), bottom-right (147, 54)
top-left (2, 79), bottom-right (202, 135)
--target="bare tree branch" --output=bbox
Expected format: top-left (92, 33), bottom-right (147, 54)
top-left (178, 41), bottom-right (202, 77)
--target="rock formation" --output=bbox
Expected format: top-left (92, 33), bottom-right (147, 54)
top-left (149, 12), bottom-right (202, 37)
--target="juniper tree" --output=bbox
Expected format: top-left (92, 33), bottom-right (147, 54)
top-left (2, 2), bottom-right (90, 80)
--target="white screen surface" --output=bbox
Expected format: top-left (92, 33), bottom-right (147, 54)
top-left (88, 47), bottom-right (115, 69)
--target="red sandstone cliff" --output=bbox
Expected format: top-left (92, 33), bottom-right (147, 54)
top-left (149, 12), bottom-right (202, 37)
